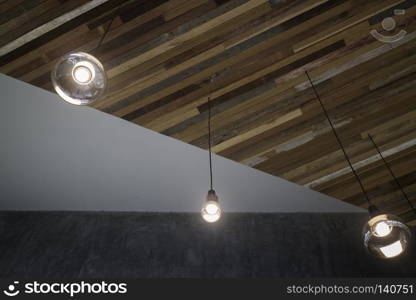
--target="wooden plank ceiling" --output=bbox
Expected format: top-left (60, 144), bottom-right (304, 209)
top-left (1, 0), bottom-right (416, 223)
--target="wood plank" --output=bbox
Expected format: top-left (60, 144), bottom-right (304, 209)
top-left (0, 0), bottom-right (61, 36)
top-left (211, 109), bottom-right (302, 153)
top-left (106, 0), bottom-right (270, 78)
top-left (293, 0), bottom-right (407, 53)
top-left (137, 17), bottom-right (361, 131)
top-left (0, 0), bottom-right (111, 56)
top-left (307, 137), bottom-right (416, 189)
top-left (361, 110), bottom-right (416, 139)
top-left (163, 0), bottom-right (212, 21)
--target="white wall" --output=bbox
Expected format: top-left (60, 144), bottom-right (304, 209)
top-left (0, 74), bottom-right (363, 212)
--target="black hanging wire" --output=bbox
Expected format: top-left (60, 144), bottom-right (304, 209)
top-left (305, 70), bottom-right (373, 206)
top-left (95, 16), bottom-right (115, 50)
top-left (368, 134), bottom-right (416, 215)
top-left (93, 2), bottom-right (125, 51)
top-left (208, 96), bottom-right (213, 190)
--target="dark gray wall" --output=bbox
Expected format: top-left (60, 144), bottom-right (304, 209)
top-left (0, 212), bottom-right (414, 278)
top-left (0, 74), bottom-right (362, 213)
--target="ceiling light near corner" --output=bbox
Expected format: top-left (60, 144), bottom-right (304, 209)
top-left (51, 52), bottom-right (107, 106)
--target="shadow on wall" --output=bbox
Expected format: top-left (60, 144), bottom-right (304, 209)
top-left (0, 212), bottom-right (414, 278)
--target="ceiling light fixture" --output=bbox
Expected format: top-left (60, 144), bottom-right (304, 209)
top-left (201, 96), bottom-right (222, 223)
top-left (363, 134), bottom-right (413, 259)
top-left (51, 6), bottom-right (119, 105)
top-left (305, 71), bottom-right (411, 259)
top-left (52, 52), bottom-right (106, 106)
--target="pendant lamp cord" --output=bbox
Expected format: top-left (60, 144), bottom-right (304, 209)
top-left (95, 16), bottom-right (115, 50)
top-left (94, 2), bottom-right (125, 51)
top-left (208, 96), bottom-right (213, 190)
top-left (305, 70), bottom-right (373, 206)
top-left (368, 134), bottom-right (416, 215)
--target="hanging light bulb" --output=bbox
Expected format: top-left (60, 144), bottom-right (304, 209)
top-left (201, 95), bottom-right (222, 223)
top-left (362, 134), bottom-right (414, 259)
top-left (72, 61), bottom-right (95, 84)
top-left (51, 10), bottom-right (116, 106)
top-left (51, 52), bottom-right (106, 105)
top-left (201, 190), bottom-right (221, 223)
top-left (374, 220), bottom-right (392, 237)
top-left (305, 71), bottom-right (413, 260)
top-left (363, 206), bottom-right (411, 259)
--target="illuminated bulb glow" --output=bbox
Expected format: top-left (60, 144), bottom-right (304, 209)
top-left (379, 240), bottom-right (404, 258)
top-left (364, 212), bottom-right (411, 259)
top-left (202, 200), bottom-right (221, 223)
top-left (72, 61), bottom-right (95, 84)
top-left (202, 213), bottom-right (220, 223)
top-left (373, 221), bottom-right (392, 237)
top-left (73, 66), bottom-right (91, 83)
top-left (206, 203), bottom-right (219, 214)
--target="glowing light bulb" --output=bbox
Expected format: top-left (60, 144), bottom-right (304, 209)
top-left (51, 52), bottom-right (106, 105)
top-left (379, 240), bottom-right (404, 258)
top-left (202, 213), bottom-right (220, 223)
top-left (73, 65), bottom-right (92, 83)
top-left (373, 221), bottom-right (392, 237)
top-left (202, 201), bottom-right (221, 223)
top-left (206, 203), bottom-right (219, 214)
top-left (72, 61), bottom-right (95, 84)
top-left (201, 190), bottom-right (221, 223)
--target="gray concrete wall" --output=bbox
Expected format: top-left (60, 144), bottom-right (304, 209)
top-left (0, 212), bottom-right (414, 278)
